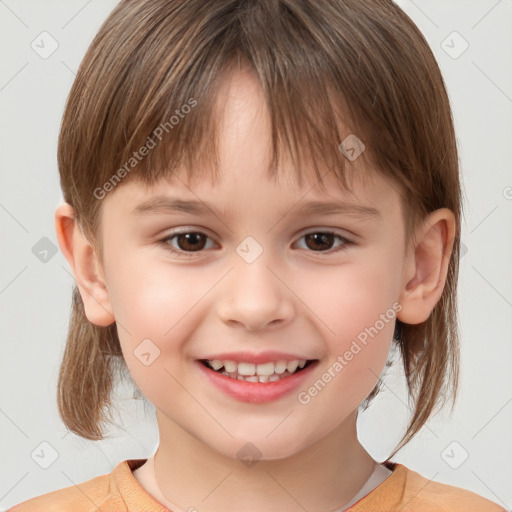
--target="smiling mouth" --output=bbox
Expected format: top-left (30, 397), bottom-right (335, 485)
top-left (199, 359), bottom-right (317, 383)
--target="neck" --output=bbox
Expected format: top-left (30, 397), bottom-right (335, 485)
top-left (141, 409), bottom-right (376, 512)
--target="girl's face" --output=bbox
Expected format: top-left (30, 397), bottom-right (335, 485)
top-left (97, 68), bottom-right (410, 460)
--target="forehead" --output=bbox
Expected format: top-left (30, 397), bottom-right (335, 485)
top-left (103, 161), bottom-right (402, 229)
top-left (101, 67), bottom-right (403, 221)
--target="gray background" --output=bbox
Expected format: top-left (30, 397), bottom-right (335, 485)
top-left (1, 0), bottom-right (511, 509)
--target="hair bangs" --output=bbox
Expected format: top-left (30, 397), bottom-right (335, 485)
top-left (79, 0), bottom-right (392, 215)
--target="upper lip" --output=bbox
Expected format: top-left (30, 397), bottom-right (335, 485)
top-left (199, 351), bottom-right (317, 364)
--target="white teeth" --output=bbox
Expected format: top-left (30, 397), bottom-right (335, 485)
top-left (256, 362), bottom-right (275, 376)
top-left (205, 358), bottom-right (310, 380)
top-left (210, 359), bottom-right (223, 371)
top-left (238, 362), bottom-right (256, 376)
top-left (274, 360), bottom-right (287, 374)
top-left (237, 374), bottom-right (270, 382)
top-left (286, 360), bottom-right (299, 373)
top-left (224, 360), bottom-right (237, 373)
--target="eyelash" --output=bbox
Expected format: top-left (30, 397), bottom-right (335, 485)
top-left (157, 229), bottom-right (353, 258)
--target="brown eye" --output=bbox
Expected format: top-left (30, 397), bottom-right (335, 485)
top-left (160, 231), bottom-right (216, 256)
top-left (304, 232), bottom-right (336, 251)
top-left (174, 232), bottom-right (208, 251)
top-left (295, 231), bottom-right (352, 254)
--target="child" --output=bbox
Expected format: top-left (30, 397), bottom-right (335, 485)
top-left (9, 0), bottom-right (507, 510)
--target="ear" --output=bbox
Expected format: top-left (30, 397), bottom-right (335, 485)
top-left (55, 202), bottom-right (115, 326)
top-left (397, 208), bottom-right (456, 325)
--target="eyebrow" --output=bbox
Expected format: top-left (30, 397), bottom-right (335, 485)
top-left (131, 196), bottom-right (381, 220)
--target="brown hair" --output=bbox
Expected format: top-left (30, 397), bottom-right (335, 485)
top-left (56, 0), bottom-right (462, 460)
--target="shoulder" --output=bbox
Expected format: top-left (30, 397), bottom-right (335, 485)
top-left (398, 465), bottom-right (506, 511)
top-left (350, 463), bottom-right (507, 512)
top-left (7, 459), bottom-right (158, 512)
top-left (7, 472), bottom-right (113, 512)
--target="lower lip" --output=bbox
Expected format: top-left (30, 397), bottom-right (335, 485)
top-left (196, 360), bottom-right (318, 403)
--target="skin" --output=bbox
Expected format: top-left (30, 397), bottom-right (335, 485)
top-left (55, 67), bottom-right (455, 511)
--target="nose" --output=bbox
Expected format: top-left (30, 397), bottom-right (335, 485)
top-left (216, 252), bottom-right (295, 331)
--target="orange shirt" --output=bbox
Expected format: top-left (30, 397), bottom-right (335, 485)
top-left (8, 459), bottom-right (507, 512)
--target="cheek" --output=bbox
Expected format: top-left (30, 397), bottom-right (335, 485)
top-left (104, 255), bottom-right (207, 381)
top-left (301, 257), bottom-right (399, 338)
top-left (295, 257), bottom-right (400, 400)
top-left (106, 251), bottom-right (210, 335)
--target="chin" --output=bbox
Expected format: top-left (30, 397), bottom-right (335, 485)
top-left (206, 430), bottom-right (316, 464)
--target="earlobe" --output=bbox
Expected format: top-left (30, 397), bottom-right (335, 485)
top-left (397, 208), bottom-right (456, 325)
top-left (55, 202), bottom-right (115, 327)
